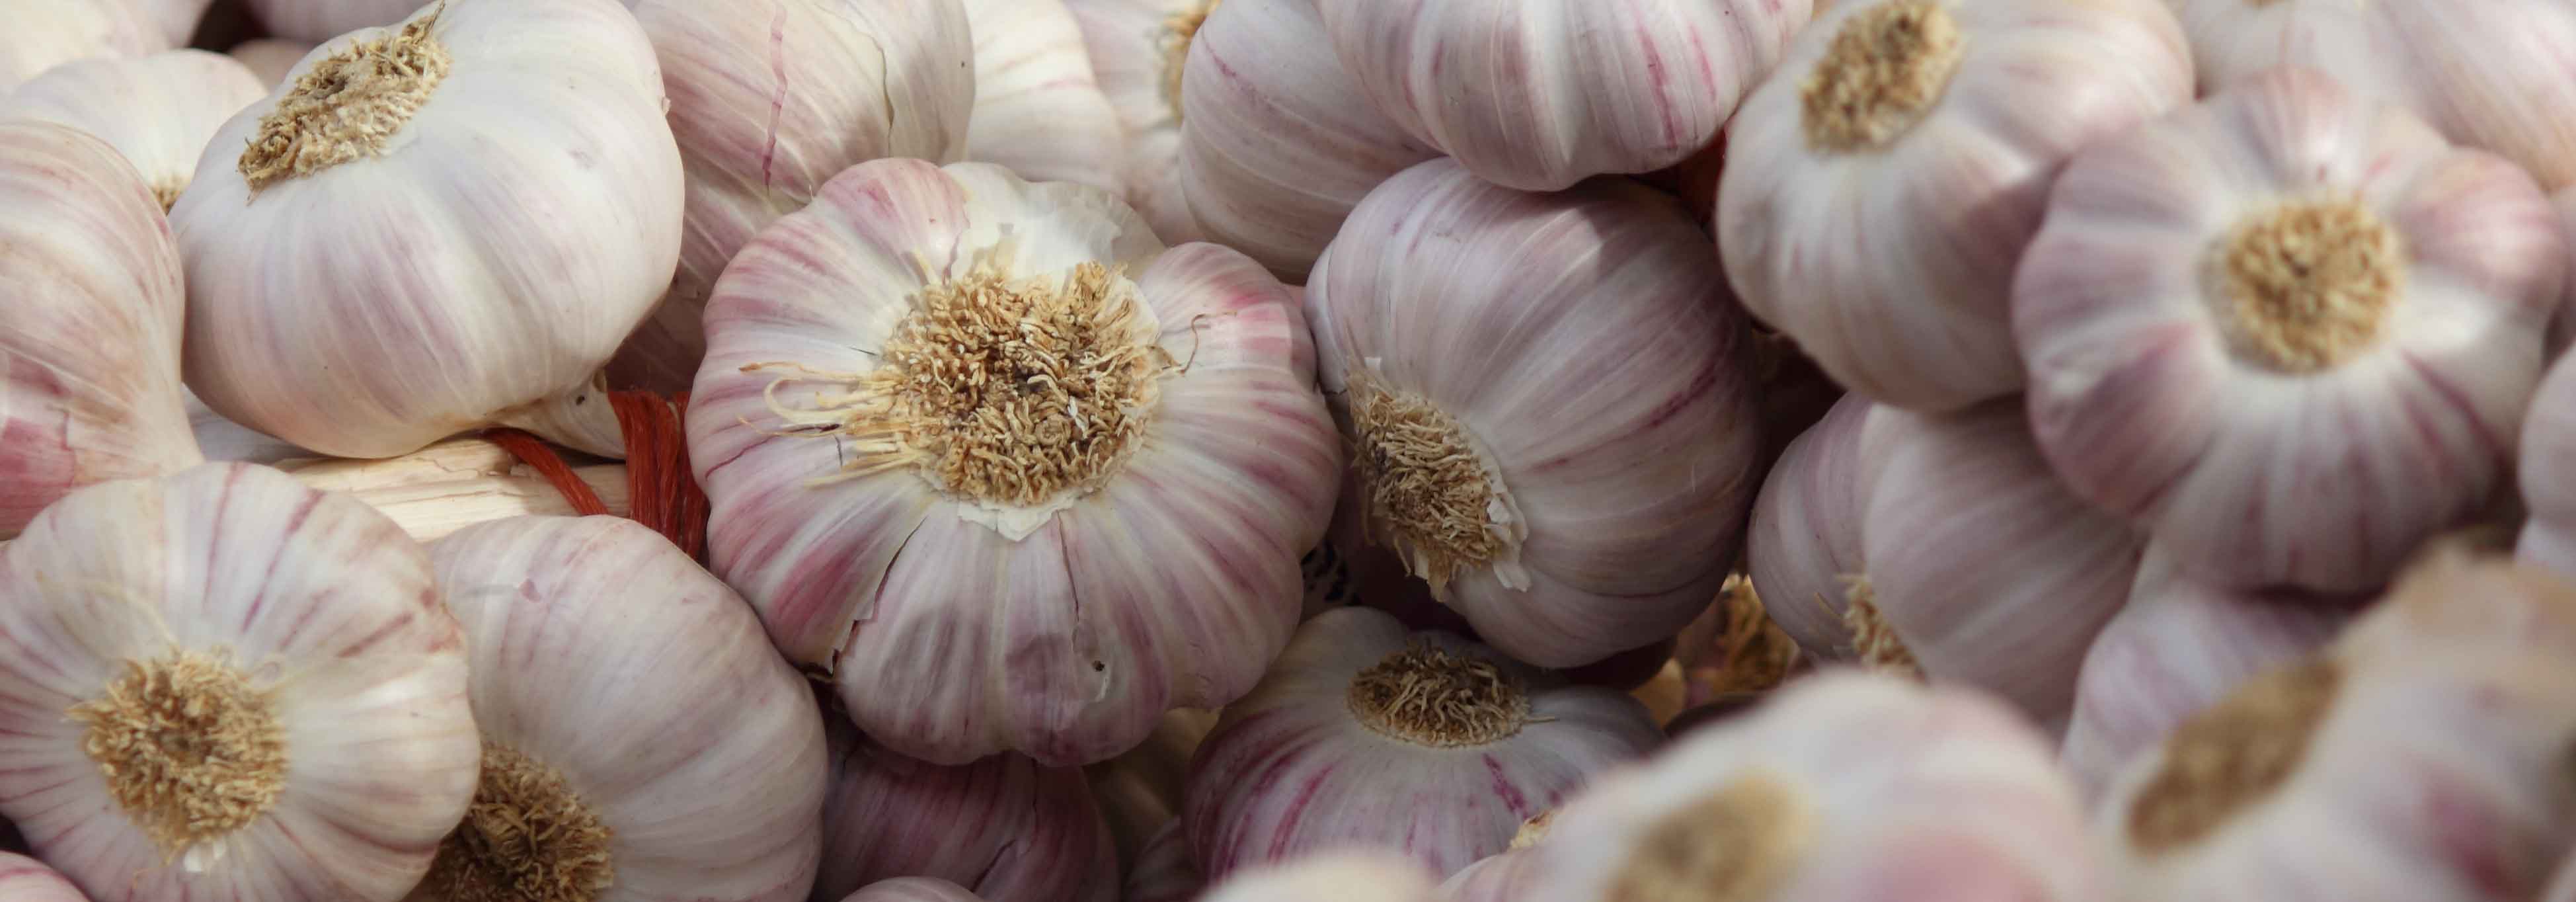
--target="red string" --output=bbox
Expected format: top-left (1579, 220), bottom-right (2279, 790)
top-left (483, 428), bottom-right (610, 516)
top-left (483, 391), bottom-right (711, 561)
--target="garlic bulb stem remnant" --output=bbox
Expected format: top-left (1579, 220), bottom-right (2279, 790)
top-left (1347, 374), bottom-right (1528, 600)
top-left (0, 50), bottom-right (267, 211)
top-left (1797, 0), bottom-right (1961, 153)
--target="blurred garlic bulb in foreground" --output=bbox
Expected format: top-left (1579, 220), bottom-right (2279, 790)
top-left (239, 0), bottom-right (413, 42)
top-left (1718, 0), bottom-right (2192, 411)
top-left (1746, 392), bottom-right (1873, 658)
top-left (2060, 547), bottom-right (2359, 801)
top-left (960, 0), bottom-right (1124, 194)
top-left (1178, 0), bottom-right (1436, 280)
top-left (611, 0), bottom-right (974, 393)
top-left (1, 0), bottom-right (161, 93)
top-left (1065, 0), bottom-right (1218, 242)
top-left (0, 853), bottom-right (87, 902)
top-left (2095, 552), bottom-right (2576, 900)
top-left (2552, 186), bottom-right (2576, 356)
top-left (1183, 608), bottom-right (1660, 879)
top-left (0, 121), bottom-right (201, 540)
top-left (842, 878), bottom-right (988, 902)
top-left (0, 463), bottom-right (479, 900)
top-left (813, 716), bottom-right (1116, 902)
top-left (175, 0), bottom-right (685, 459)
top-left (2522, 343), bottom-right (2576, 581)
top-left (1126, 822), bottom-right (1205, 902)
top-left (2017, 67), bottom-right (2563, 593)
top-left (425, 516), bottom-right (829, 901)
top-left (1308, 157), bottom-right (1760, 668)
top-left (1534, 672), bottom-right (2103, 901)
top-left (0, 50), bottom-right (266, 209)
top-left (225, 38), bottom-right (311, 86)
top-left (1201, 853), bottom-right (1440, 902)
top-left (1316, 0), bottom-right (1808, 192)
top-left (690, 157), bottom-right (1338, 766)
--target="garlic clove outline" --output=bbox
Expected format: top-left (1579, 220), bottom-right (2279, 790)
top-left (958, 0), bottom-right (1126, 196)
top-left (813, 713), bottom-right (1118, 902)
top-left (1063, 0), bottom-right (1218, 243)
top-left (0, 49), bottom-right (268, 211)
top-left (1744, 391), bottom-right (1873, 659)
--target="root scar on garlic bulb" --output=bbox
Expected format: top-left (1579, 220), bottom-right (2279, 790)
top-left (239, 6), bottom-right (451, 191)
top-left (1159, 0), bottom-right (1221, 122)
top-left (414, 741), bottom-right (616, 902)
top-left (1799, 0), bottom-right (1965, 153)
top-left (2211, 198), bottom-right (2404, 372)
top-left (2125, 656), bottom-right (2341, 853)
top-left (1347, 374), bottom-right (1527, 596)
top-left (1345, 640), bottom-right (1532, 747)
top-left (1605, 770), bottom-right (1813, 902)
top-left (66, 648), bottom-right (288, 859)
top-left (1837, 576), bottom-right (1924, 680)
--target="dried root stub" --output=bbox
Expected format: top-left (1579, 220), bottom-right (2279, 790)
top-left (1345, 640), bottom-right (1532, 747)
top-left (1800, 0), bottom-right (1966, 153)
top-left (1160, 0), bottom-right (1222, 120)
top-left (414, 741), bottom-right (616, 902)
top-left (2125, 656), bottom-right (2341, 853)
top-left (1838, 577), bottom-right (1924, 680)
top-left (2213, 198), bottom-right (2405, 373)
top-left (1348, 376), bottom-right (1523, 596)
top-left (65, 649), bottom-right (288, 858)
top-left (239, 10), bottom-right (452, 191)
top-left (1604, 770), bottom-right (1813, 902)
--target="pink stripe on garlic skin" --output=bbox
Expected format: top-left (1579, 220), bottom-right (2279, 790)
top-left (1718, 0), bottom-right (2193, 412)
top-left (0, 121), bottom-right (202, 540)
top-left (1314, 0), bottom-right (1809, 192)
top-left (0, 853), bottom-right (87, 902)
top-left (958, 0), bottom-right (1126, 195)
top-left (1126, 821), bottom-right (1206, 902)
top-left (841, 878), bottom-right (988, 902)
top-left (1746, 392), bottom-right (1873, 659)
top-left (814, 718), bottom-right (1116, 902)
top-left (1182, 608), bottom-right (1660, 881)
top-left (2015, 67), bottom-right (2565, 594)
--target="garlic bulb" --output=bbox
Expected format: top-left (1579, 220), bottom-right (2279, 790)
top-left (2017, 66), bottom-right (2563, 593)
top-left (1177, 0), bottom-right (1436, 280)
top-left (0, 120), bottom-right (202, 540)
top-left (609, 0), bottom-right (975, 393)
top-left (2060, 547), bottom-right (2358, 802)
top-left (1532, 671), bottom-right (2102, 901)
top-left (2522, 327), bottom-right (2576, 581)
top-left (1855, 399), bottom-right (2143, 729)
top-left (2094, 551), bottom-right (2576, 900)
top-left (239, 0), bottom-right (414, 42)
top-left (1315, 0), bottom-right (1807, 192)
top-left (227, 38), bottom-right (312, 86)
top-left (689, 157), bottom-right (1339, 766)
top-left (1717, 0), bottom-right (2192, 411)
top-left (1, 0), bottom-right (161, 93)
top-left (1126, 822), bottom-right (1205, 902)
top-left (1183, 607), bottom-right (1660, 879)
top-left (960, 0), bottom-right (1124, 194)
top-left (184, 386), bottom-right (309, 465)
top-left (842, 878), bottom-right (987, 902)
top-left (1064, 0), bottom-right (1216, 242)
top-left (1308, 157), bottom-right (1760, 668)
top-left (1201, 853), bottom-right (1439, 902)
top-left (0, 853), bottom-right (87, 902)
top-left (173, 0), bottom-right (685, 460)
top-left (814, 716), bottom-right (1116, 902)
top-left (424, 516), bottom-right (828, 902)
top-left (1087, 708), bottom-right (1219, 865)
top-left (1439, 819), bottom-right (1551, 902)
top-left (0, 463), bottom-right (479, 900)
top-left (0, 50), bottom-right (266, 210)
top-left (1745, 392), bottom-right (1872, 658)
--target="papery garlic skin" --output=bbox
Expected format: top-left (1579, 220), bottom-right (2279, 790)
top-left (2017, 67), bottom-right (2563, 593)
top-left (1746, 392), bottom-right (1871, 658)
top-left (0, 0), bottom-right (161, 93)
top-left (1718, 0), bottom-right (2192, 411)
top-left (0, 50), bottom-right (266, 210)
top-left (239, 0), bottom-right (415, 42)
top-left (843, 878), bottom-right (988, 902)
top-left (226, 38), bottom-right (312, 86)
top-left (175, 0), bottom-right (685, 459)
top-left (1126, 821), bottom-right (1205, 902)
top-left (959, 0), bottom-right (1124, 194)
top-left (609, 0), bottom-right (975, 393)
top-left (690, 158), bottom-right (1339, 766)
top-left (1177, 0), bottom-right (1436, 280)
top-left (0, 853), bottom-right (87, 902)
top-left (426, 516), bottom-right (828, 902)
top-left (1534, 672), bottom-right (2103, 901)
top-left (0, 121), bottom-right (202, 540)
top-left (1064, 0), bottom-right (1214, 243)
top-left (0, 463), bottom-right (479, 901)
top-left (814, 718), bottom-right (1116, 902)
top-left (1184, 608), bottom-right (1660, 879)
top-left (1308, 157), bottom-right (1760, 668)
top-left (1315, 0), bottom-right (1807, 192)
top-left (1201, 853), bottom-right (1440, 902)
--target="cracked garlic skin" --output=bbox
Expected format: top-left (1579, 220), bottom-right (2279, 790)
top-left (2096, 553), bottom-right (2576, 901)
top-left (424, 516), bottom-right (829, 902)
top-left (173, 0), bottom-right (685, 460)
top-left (1308, 157), bottom-right (1761, 669)
top-left (2016, 67), bottom-right (2565, 593)
top-left (0, 463), bottom-right (479, 901)
top-left (1064, 0), bottom-right (1218, 243)
top-left (959, 0), bottom-right (1125, 196)
top-left (0, 0), bottom-right (162, 93)
top-left (689, 157), bottom-right (1339, 767)
top-left (0, 50), bottom-right (267, 211)
top-left (1200, 852), bottom-right (1441, 902)
top-left (1316, 0), bottom-right (1809, 192)
top-left (1533, 672), bottom-right (2103, 902)
top-left (0, 121), bottom-right (203, 540)
top-left (1126, 822), bottom-right (1204, 902)
top-left (1746, 393), bottom-right (1873, 659)
top-left (0, 853), bottom-right (87, 902)
top-left (813, 716), bottom-right (1116, 902)
top-left (1719, 0), bottom-right (2192, 411)
top-left (609, 0), bottom-right (976, 393)
top-left (1183, 607), bottom-right (1660, 880)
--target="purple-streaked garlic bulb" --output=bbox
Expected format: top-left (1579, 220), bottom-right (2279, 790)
top-left (607, 0), bottom-right (974, 393)
top-left (1183, 607), bottom-right (1660, 880)
top-left (1177, 0), bottom-right (1436, 280)
top-left (0, 854), bottom-right (86, 902)
top-left (2016, 66), bottom-right (2565, 593)
top-left (0, 50), bottom-right (266, 210)
top-left (1087, 708), bottom-right (1219, 865)
top-left (1, 0), bottom-right (161, 93)
top-left (1746, 392), bottom-right (1872, 658)
top-left (1717, 0), bottom-right (2192, 411)
top-left (1064, 0), bottom-right (1216, 243)
top-left (0, 121), bottom-right (202, 540)
top-left (959, 0), bottom-right (1124, 194)
top-left (2095, 552), bottom-right (2576, 900)
top-left (1308, 157), bottom-right (1760, 668)
top-left (1532, 672), bottom-right (2103, 901)
top-left (814, 718), bottom-right (1116, 902)
top-left (1126, 822), bottom-right (1204, 902)
top-left (238, 0), bottom-right (412, 42)
top-left (1854, 399), bottom-right (2143, 729)
top-left (689, 157), bottom-right (1339, 766)
top-left (1201, 853), bottom-right (1440, 902)
top-left (174, 0), bottom-right (685, 460)
top-left (0, 463), bottom-right (479, 901)
top-left (424, 516), bottom-right (829, 902)
top-left (842, 878), bottom-right (986, 902)
top-left (1314, 0), bottom-right (1808, 192)
top-left (2060, 547), bottom-right (2360, 801)
top-left (225, 38), bottom-right (311, 86)
top-left (2523, 347), bottom-right (2576, 581)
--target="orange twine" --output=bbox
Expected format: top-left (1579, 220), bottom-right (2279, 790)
top-left (483, 390), bottom-right (709, 561)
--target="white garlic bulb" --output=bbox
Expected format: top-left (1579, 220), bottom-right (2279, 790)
top-left (1532, 671), bottom-right (2103, 901)
top-left (1126, 821), bottom-right (1204, 902)
top-left (842, 878), bottom-right (988, 902)
top-left (0, 853), bottom-right (87, 902)
top-left (174, 0), bottom-right (685, 460)
top-left (1177, 0), bottom-right (1436, 280)
top-left (0, 50), bottom-right (267, 210)
top-left (226, 38), bottom-right (312, 86)
top-left (1315, 0), bottom-right (1808, 192)
top-left (1308, 157), bottom-right (1761, 668)
top-left (2095, 552), bottom-right (2576, 900)
top-left (2017, 66), bottom-right (2564, 593)
top-left (424, 515), bottom-right (829, 901)
top-left (0, 463), bottom-right (480, 900)
top-left (1064, 0), bottom-right (1216, 243)
top-left (239, 0), bottom-right (415, 42)
top-left (0, 0), bottom-right (161, 93)
top-left (1745, 392), bottom-right (1872, 659)
top-left (0, 120), bottom-right (201, 540)
top-left (814, 718), bottom-right (1117, 902)
top-left (609, 0), bottom-right (976, 393)
top-left (1718, 0), bottom-right (2193, 411)
top-left (1201, 853), bottom-right (1440, 902)
top-left (959, 0), bottom-right (1124, 194)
